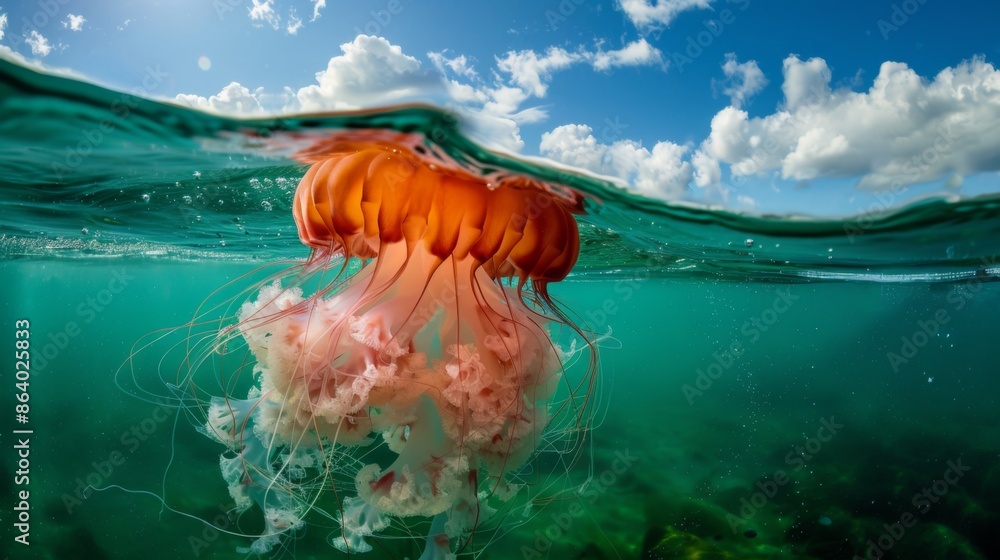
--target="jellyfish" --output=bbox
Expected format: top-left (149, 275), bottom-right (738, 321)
top-left (200, 130), bottom-right (595, 557)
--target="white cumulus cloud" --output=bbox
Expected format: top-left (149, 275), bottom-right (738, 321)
top-left (428, 51), bottom-right (478, 79)
top-left (430, 40), bottom-right (664, 150)
top-left (295, 35), bottom-right (443, 111)
top-left (63, 14), bottom-right (86, 31)
top-left (782, 55), bottom-right (831, 110)
top-left (25, 30), bottom-right (52, 57)
top-left (286, 8), bottom-right (303, 34)
top-left (618, 0), bottom-right (714, 29)
top-left (311, 0), bottom-right (326, 21)
top-left (496, 41), bottom-right (664, 96)
top-left (715, 53), bottom-right (767, 108)
top-left (701, 55), bottom-right (1000, 191)
top-left (541, 55), bottom-right (1000, 200)
top-left (592, 38), bottom-right (663, 71)
top-left (248, 0), bottom-right (281, 30)
top-left (496, 47), bottom-right (582, 97)
top-left (175, 82), bottom-right (265, 115)
top-left (540, 123), bottom-right (692, 198)
top-left (173, 33), bottom-right (666, 155)
top-left (691, 148), bottom-right (721, 188)
top-left (0, 12), bottom-right (7, 41)
top-left (174, 36), bottom-right (446, 116)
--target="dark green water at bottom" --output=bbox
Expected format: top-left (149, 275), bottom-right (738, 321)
top-left (2, 258), bottom-right (997, 560)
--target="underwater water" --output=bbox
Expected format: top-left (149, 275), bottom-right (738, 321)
top-left (2, 58), bottom-right (999, 560)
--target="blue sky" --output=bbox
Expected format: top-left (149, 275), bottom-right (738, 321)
top-left (2, 0), bottom-right (1000, 216)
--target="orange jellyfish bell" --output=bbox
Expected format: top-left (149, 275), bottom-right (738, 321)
top-left (201, 129), bottom-right (593, 558)
top-left (292, 130), bottom-right (583, 283)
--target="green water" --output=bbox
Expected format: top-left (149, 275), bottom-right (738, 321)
top-left (2, 59), bottom-right (999, 560)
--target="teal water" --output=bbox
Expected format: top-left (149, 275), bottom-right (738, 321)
top-left (2, 59), bottom-right (999, 560)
